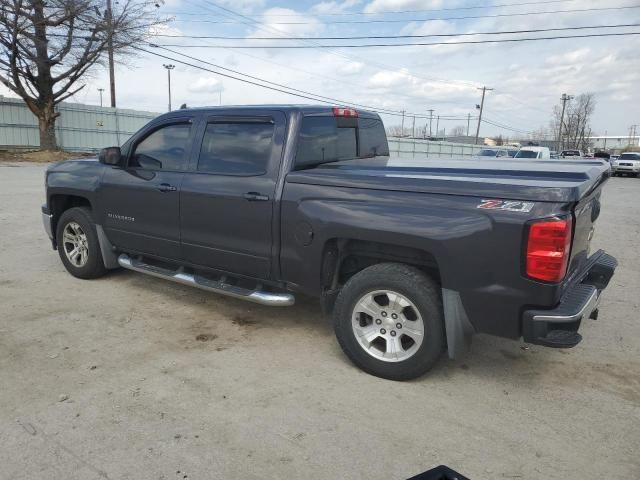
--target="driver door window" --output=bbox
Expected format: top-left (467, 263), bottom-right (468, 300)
top-left (130, 123), bottom-right (191, 171)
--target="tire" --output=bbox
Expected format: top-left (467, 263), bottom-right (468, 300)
top-left (333, 263), bottom-right (445, 381)
top-left (56, 207), bottom-right (107, 279)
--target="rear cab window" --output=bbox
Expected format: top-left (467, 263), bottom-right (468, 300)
top-left (294, 114), bottom-right (389, 169)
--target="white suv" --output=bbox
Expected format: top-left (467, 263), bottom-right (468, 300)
top-left (612, 153), bottom-right (640, 177)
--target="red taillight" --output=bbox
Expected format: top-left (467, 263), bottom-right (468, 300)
top-left (332, 106), bottom-right (358, 117)
top-left (526, 217), bottom-right (573, 282)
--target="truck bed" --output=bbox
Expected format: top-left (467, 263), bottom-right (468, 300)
top-left (286, 157), bottom-right (611, 202)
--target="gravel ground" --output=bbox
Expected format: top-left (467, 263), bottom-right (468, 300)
top-left (1, 162), bottom-right (638, 480)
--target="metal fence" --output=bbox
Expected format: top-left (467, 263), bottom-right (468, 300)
top-left (0, 98), bottom-right (484, 158)
top-left (388, 137), bottom-right (484, 159)
top-left (0, 96), bottom-right (159, 152)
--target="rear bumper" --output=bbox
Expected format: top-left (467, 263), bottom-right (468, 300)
top-left (522, 250), bottom-right (617, 348)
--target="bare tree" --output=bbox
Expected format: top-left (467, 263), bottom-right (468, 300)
top-left (449, 125), bottom-right (466, 137)
top-left (550, 93), bottom-right (596, 152)
top-left (0, 0), bottom-right (164, 150)
top-left (386, 125), bottom-right (405, 137)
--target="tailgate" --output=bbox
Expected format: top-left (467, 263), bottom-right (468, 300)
top-left (566, 183), bottom-right (604, 279)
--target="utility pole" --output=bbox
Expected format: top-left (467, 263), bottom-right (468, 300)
top-left (106, 0), bottom-right (116, 107)
top-left (97, 88), bottom-right (104, 108)
top-left (556, 93), bottom-right (573, 152)
top-left (436, 115), bottom-right (440, 138)
top-left (466, 113), bottom-right (471, 137)
top-left (411, 116), bottom-right (416, 138)
top-left (163, 64), bottom-right (175, 111)
top-left (474, 86), bottom-right (493, 145)
top-left (603, 130), bottom-right (607, 150)
top-left (630, 124), bottom-right (639, 146)
top-left (401, 110), bottom-right (405, 137)
top-left (427, 109), bottom-right (434, 137)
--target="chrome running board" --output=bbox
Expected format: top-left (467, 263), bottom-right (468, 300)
top-left (117, 254), bottom-right (295, 307)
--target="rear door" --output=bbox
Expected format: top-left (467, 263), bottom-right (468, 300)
top-left (180, 111), bottom-right (287, 279)
top-left (100, 117), bottom-right (197, 259)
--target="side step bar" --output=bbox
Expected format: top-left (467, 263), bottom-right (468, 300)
top-left (117, 254), bottom-right (295, 307)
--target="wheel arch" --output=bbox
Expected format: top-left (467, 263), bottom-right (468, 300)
top-left (49, 194), bottom-right (93, 241)
top-left (320, 238), bottom-right (473, 359)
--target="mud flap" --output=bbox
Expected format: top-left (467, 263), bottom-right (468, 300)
top-left (442, 289), bottom-right (475, 359)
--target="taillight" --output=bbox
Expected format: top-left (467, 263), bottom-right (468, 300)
top-left (525, 217), bottom-right (573, 282)
top-left (332, 106), bottom-right (358, 117)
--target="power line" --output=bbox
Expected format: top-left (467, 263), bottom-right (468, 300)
top-left (482, 117), bottom-right (535, 134)
top-left (162, 0), bottom-right (578, 17)
top-left (153, 31), bottom-right (640, 49)
top-left (187, 0), bottom-right (482, 91)
top-left (170, 5), bottom-right (640, 25)
top-left (148, 23), bottom-right (640, 40)
top-left (138, 45), bottom-right (476, 121)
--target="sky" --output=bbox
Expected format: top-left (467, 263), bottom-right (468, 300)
top-left (4, 0), bottom-right (640, 139)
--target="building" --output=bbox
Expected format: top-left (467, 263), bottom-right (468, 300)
top-left (588, 135), bottom-right (640, 153)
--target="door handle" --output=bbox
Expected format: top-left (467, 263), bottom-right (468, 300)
top-left (243, 192), bottom-right (269, 202)
top-left (158, 183), bottom-right (177, 192)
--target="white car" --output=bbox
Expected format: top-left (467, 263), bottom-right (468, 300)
top-left (514, 146), bottom-right (551, 159)
top-left (612, 152), bottom-right (640, 177)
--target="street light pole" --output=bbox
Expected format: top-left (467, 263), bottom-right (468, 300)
top-left (163, 64), bottom-right (175, 111)
top-left (98, 88), bottom-right (104, 108)
top-left (106, 0), bottom-right (116, 107)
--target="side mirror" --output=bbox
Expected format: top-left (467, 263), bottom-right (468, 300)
top-left (99, 146), bottom-right (122, 166)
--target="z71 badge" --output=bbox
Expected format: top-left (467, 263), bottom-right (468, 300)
top-left (477, 199), bottom-right (535, 213)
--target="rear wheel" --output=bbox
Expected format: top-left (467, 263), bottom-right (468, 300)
top-left (56, 207), bottom-right (107, 279)
top-left (333, 263), bottom-right (445, 381)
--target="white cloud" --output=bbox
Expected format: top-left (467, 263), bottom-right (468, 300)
top-left (214, 0), bottom-right (265, 14)
top-left (311, 0), bottom-right (361, 15)
top-left (248, 7), bottom-right (325, 39)
top-left (188, 77), bottom-right (224, 94)
top-left (364, 0), bottom-right (446, 14)
top-left (339, 61), bottom-right (365, 75)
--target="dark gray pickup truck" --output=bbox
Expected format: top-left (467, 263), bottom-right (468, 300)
top-left (42, 105), bottom-right (617, 380)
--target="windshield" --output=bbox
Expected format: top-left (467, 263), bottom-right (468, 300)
top-left (295, 115), bottom-right (389, 168)
top-left (478, 149), bottom-right (497, 157)
top-left (514, 150), bottom-right (539, 158)
top-left (619, 153), bottom-right (640, 160)
top-left (508, 150), bottom-right (518, 157)
top-left (563, 150), bottom-right (580, 156)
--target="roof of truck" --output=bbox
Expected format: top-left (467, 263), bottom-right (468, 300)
top-left (160, 104), bottom-right (380, 117)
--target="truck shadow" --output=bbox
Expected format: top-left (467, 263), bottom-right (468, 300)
top-left (107, 269), bottom-right (640, 405)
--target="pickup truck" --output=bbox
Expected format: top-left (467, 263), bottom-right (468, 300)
top-left (42, 105), bottom-right (617, 380)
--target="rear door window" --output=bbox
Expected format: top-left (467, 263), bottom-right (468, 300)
top-left (197, 121), bottom-right (275, 175)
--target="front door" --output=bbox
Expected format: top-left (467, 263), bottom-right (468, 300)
top-left (180, 112), bottom-right (286, 279)
top-left (99, 119), bottom-right (196, 260)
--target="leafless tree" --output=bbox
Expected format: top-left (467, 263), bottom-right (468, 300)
top-left (386, 125), bottom-right (405, 137)
top-left (448, 125), bottom-right (465, 137)
top-left (550, 93), bottom-right (596, 152)
top-left (0, 0), bottom-right (165, 150)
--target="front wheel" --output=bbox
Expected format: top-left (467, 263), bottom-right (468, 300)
top-left (56, 207), bottom-right (107, 279)
top-left (333, 263), bottom-right (445, 381)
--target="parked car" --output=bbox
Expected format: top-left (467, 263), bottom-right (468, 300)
top-left (41, 105), bottom-right (617, 380)
top-left (475, 148), bottom-right (510, 158)
top-left (514, 146), bottom-right (551, 159)
top-left (610, 154), bottom-right (620, 160)
top-left (561, 150), bottom-right (583, 158)
top-left (593, 152), bottom-right (611, 161)
top-left (612, 152), bottom-right (640, 176)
